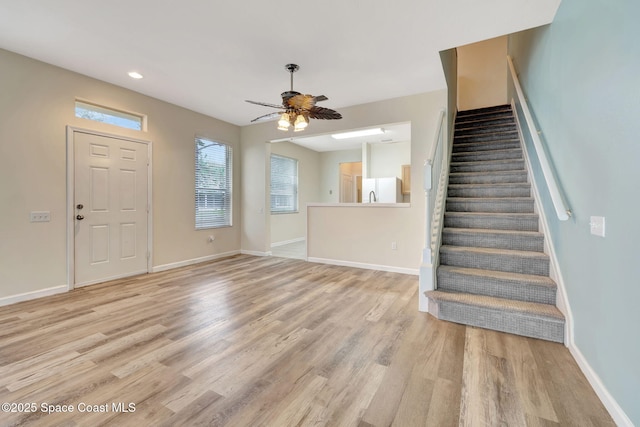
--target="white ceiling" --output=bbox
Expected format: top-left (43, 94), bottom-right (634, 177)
top-left (0, 0), bottom-right (560, 127)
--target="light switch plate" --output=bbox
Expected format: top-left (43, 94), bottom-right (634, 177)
top-left (30, 211), bottom-right (51, 222)
top-left (590, 216), bottom-right (605, 237)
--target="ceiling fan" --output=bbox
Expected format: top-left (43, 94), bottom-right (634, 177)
top-left (246, 63), bottom-right (342, 132)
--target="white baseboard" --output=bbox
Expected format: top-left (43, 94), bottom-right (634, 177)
top-left (0, 285), bottom-right (68, 307)
top-left (152, 250), bottom-right (240, 273)
top-left (568, 343), bottom-right (633, 427)
top-left (271, 237), bottom-right (305, 247)
top-left (240, 249), bottom-right (272, 257)
top-left (307, 257), bottom-right (418, 276)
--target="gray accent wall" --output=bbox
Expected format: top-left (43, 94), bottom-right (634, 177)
top-left (508, 0), bottom-right (640, 424)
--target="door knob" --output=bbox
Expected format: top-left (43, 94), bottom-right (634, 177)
top-left (76, 214), bottom-right (85, 220)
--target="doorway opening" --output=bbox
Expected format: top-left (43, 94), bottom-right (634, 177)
top-left (339, 161), bottom-right (362, 203)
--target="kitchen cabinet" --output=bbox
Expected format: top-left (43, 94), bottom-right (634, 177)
top-left (401, 165), bottom-right (411, 195)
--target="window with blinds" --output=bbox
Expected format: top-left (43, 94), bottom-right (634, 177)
top-left (195, 138), bottom-right (232, 229)
top-left (270, 154), bottom-right (298, 214)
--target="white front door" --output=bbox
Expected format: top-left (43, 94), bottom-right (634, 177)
top-left (73, 131), bottom-right (149, 287)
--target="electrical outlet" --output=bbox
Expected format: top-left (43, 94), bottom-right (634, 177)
top-left (208, 235), bottom-right (215, 243)
top-left (30, 211), bottom-right (51, 222)
top-left (590, 216), bottom-right (605, 237)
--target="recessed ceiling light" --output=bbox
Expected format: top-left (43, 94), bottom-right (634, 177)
top-left (331, 128), bottom-right (384, 140)
top-left (128, 71), bottom-right (143, 79)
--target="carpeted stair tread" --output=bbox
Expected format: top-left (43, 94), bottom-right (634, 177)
top-left (448, 183), bottom-right (531, 191)
top-left (450, 159), bottom-right (525, 173)
top-left (450, 158), bottom-right (525, 167)
top-left (454, 131), bottom-right (520, 143)
top-left (446, 197), bottom-right (535, 213)
top-left (444, 212), bottom-right (539, 231)
top-left (448, 170), bottom-right (529, 184)
top-left (455, 124), bottom-right (518, 136)
top-left (452, 140), bottom-right (521, 153)
top-left (448, 183), bottom-right (531, 189)
top-left (440, 245), bottom-right (548, 261)
top-left (437, 265), bottom-right (557, 305)
top-left (447, 183), bottom-right (531, 198)
top-left (440, 245), bottom-right (549, 276)
top-left (438, 265), bottom-right (556, 288)
top-left (456, 105), bottom-right (512, 117)
top-left (442, 226), bottom-right (542, 239)
top-left (425, 290), bottom-right (564, 320)
top-left (447, 196), bottom-right (534, 202)
top-left (454, 117), bottom-right (515, 129)
top-left (451, 148), bottom-right (523, 162)
top-left (442, 226), bottom-right (543, 251)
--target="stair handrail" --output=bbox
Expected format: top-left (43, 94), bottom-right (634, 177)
top-left (424, 109), bottom-right (446, 253)
top-left (419, 108), bottom-right (448, 312)
top-left (507, 55), bottom-right (571, 221)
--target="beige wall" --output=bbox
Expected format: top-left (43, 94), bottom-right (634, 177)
top-left (0, 47), bottom-right (446, 302)
top-left (308, 205), bottom-right (416, 272)
top-left (242, 91), bottom-right (447, 268)
top-left (269, 141), bottom-right (321, 245)
top-left (319, 149), bottom-right (363, 203)
top-left (457, 36), bottom-right (508, 110)
top-left (370, 140), bottom-right (411, 179)
top-left (0, 48), bottom-right (241, 301)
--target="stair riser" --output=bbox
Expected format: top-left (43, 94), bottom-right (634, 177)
top-left (455, 132), bottom-right (520, 143)
top-left (442, 231), bottom-right (543, 252)
top-left (427, 299), bottom-right (564, 343)
top-left (452, 150), bottom-right (523, 162)
top-left (446, 199), bottom-right (534, 213)
top-left (455, 124), bottom-right (518, 136)
top-left (450, 161), bottom-right (525, 173)
top-left (455, 117), bottom-right (515, 128)
top-left (448, 172), bottom-right (528, 185)
top-left (448, 186), bottom-right (531, 198)
top-left (444, 214), bottom-right (539, 231)
top-left (457, 105), bottom-right (513, 117)
top-left (440, 251), bottom-right (549, 276)
top-left (437, 270), bottom-right (556, 304)
top-left (452, 141), bottom-right (521, 153)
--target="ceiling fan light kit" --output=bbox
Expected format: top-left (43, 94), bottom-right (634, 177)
top-left (246, 63), bottom-right (342, 132)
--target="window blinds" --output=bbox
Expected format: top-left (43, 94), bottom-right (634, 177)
top-left (195, 138), bottom-right (232, 228)
top-left (270, 154), bottom-right (298, 213)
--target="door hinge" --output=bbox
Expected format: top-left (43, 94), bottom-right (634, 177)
top-left (146, 251), bottom-right (150, 260)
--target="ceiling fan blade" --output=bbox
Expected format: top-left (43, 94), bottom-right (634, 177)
top-left (314, 95), bottom-right (328, 102)
top-left (308, 106), bottom-right (342, 120)
top-left (245, 100), bottom-right (285, 109)
top-left (250, 111), bottom-right (284, 122)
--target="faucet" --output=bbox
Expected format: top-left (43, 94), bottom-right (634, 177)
top-left (368, 191), bottom-right (377, 203)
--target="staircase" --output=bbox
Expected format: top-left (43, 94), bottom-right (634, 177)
top-left (426, 105), bottom-right (565, 343)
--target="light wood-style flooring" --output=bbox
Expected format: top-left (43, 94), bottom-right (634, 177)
top-left (0, 255), bottom-right (614, 426)
top-left (270, 240), bottom-right (306, 260)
